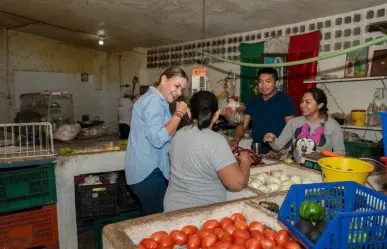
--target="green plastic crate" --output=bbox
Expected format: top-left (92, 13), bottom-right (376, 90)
top-left (94, 210), bottom-right (142, 249)
top-left (0, 163), bottom-right (57, 213)
top-left (344, 140), bottom-right (384, 161)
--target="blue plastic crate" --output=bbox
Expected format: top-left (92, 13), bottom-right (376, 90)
top-left (378, 111), bottom-right (387, 156)
top-left (278, 181), bottom-right (387, 249)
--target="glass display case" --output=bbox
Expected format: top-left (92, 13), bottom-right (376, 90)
top-left (18, 92), bottom-right (74, 130)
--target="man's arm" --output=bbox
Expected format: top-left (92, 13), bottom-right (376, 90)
top-left (235, 115), bottom-right (251, 142)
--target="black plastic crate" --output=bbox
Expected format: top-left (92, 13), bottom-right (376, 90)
top-left (75, 183), bottom-right (119, 218)
top-left (117, 183), bottom-right (139, 212)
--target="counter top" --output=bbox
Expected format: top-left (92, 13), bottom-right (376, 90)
top-left (54, 135), bottom-right (126, 156)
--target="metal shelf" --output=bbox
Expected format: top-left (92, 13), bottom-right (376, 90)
top-left (304, 76), bottom-right (387, 84)
top-left (341, 125), bottom-right (382, 131)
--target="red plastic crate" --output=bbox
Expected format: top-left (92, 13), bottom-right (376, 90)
top-left (43, 241), bottom-right (59, 249)
top-left (0, 204), bottom-right (58, 249)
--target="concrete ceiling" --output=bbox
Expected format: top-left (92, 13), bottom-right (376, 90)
top-left (0, 0), bottom-right (386, 52)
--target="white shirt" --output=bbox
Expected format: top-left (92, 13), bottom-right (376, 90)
top-left (118, 98), bottom-right (133, 125)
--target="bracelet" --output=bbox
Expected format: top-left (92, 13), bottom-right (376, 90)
top-left (175, 111), bottom-right (185, 116)
top-left (174, 112), bottom-right (184, 118)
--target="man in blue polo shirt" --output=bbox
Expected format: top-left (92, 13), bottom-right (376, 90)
top-left (230, 67), bottom-right (296, 156)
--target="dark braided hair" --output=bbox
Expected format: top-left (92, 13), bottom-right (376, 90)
top-left (304, 88), bottom-right (329, 124)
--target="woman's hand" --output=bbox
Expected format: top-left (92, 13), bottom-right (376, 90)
top-left (263, 133), bottom-right (276, 142)
top-left (176, 101), bottom-right (188, 114)
top-left (238, 151), bottom-right (252, 164)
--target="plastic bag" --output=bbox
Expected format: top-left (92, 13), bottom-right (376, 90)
top-left (222, 98), bottom-right (245, 124)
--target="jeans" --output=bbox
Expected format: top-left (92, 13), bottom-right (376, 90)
top-left (128, 168), bottom-right (168, 216)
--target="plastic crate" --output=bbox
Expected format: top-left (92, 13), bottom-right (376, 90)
top-left (75, 183), bottom-right (119, 218)
top-left (345, 140), bottom-right (384, 161)
top-left (278, 181), bottom-right (387, 249)
top-left (0, 204), bottom-right (58, 249)
top-left (0, 163), bottom-right (57, 214)
top-left (94, 211), bottom-right (142, 249)
top-left (116, 177), bottom-right (139, 212)
top-left (378, 111), bottom-right (387, 156)
top-left (42, 241), bottom-right (59, 249)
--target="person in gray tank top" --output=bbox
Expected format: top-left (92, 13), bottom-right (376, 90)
top-left (164, 91), bottom-right (253, 212)
top-left (263, 88), bottom-right (346, 163)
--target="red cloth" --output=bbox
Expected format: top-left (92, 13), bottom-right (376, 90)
top-left (287, 31), bottom-right (321, 116)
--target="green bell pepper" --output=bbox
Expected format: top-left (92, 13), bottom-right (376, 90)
top-left (299, 200), bottom-right (325, 222)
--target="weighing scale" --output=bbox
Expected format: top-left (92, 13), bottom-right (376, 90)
top-left (299, 152), bottom-right (328, 171)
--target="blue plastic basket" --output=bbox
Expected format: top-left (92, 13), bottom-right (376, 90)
top-left (278, 181), bottom-right (387, 249)
top-left (378, 111), bottom-right (387, 156)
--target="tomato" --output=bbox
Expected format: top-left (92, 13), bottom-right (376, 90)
top-left (273, 247), bottom-right (285, 249)
top-left (137, 244), bottom-right (146, 249)
top-left (140, 238), bottom-right (158, 249)
top-left (249, 222), bottom-right (264, 233)
top-left (263, 230), bottom-right (276, 240)
top-left (150, 231), bottom-right (168, 242)
top-left (251, 231), bottom-right (264, 241)
top-left (274, 230), bottom-right (290, 246)
top-left (233, 229), bottom-right (251, 240)
top-left (284, 241), bottom-right (301, 249)
top-left (231, 213), bottom-right (246, 222)
top-left (245, 238), bottom-right (262, 249)
top-left (213, 240), bottom-right (232, 249)
top-left (229, 245), bottom-right (246, 249)
top-left (220, 217), bottom-right (234, 229)
top-left (203, 219), bottom-right (221, 230)
top-left (233, 237), bottom-right (248, 246)
top-left (260, 239), bottom-right (275, 249)
top-left (235, 220), bottom-right (249, 231)
top-left (158, 247), bottom-right (173, 249)
top-left (170, 230), bottom-right (188, 245)
top-left (220, 233), bottom-right (234, 243)
top-left (182, 225), bottom-right (199, 236)
top-left (224, 224), bottom-right (237, 235)
top-left (213, 228), bottom-right (227, 239)
top-left (158, 235), bottom-right (175, 247)
top-left (196, 229), bottom-right (213, 237)
top-left (187, 234), bottom-right (202, 249)
top-left (201, 233), bottom-right (218, 249)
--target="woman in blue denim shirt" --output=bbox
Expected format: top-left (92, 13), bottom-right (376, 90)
top-left (125, 67), bottom-right (189, 215)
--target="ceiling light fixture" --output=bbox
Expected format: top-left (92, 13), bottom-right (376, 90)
top-left (98, 37), bottom-right (104, 45)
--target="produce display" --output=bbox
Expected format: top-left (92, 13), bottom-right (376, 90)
top-left (248, 172), bottom-right (313, 193)
top-left (137, 213), bottom-right (302, 249)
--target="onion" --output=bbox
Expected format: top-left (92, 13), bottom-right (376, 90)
top-left (279, 174), bottom-right (290, 182)
top-left (272, 171), bottom-right (282, 178)
top-left (290, 175), bottom-right (302, 184)
top-left (266, 176), bottom-right (281, 185)
top-left (267, 183), bottom-right (280, 192)
top-left (257, 185), bottom-right (270, 193)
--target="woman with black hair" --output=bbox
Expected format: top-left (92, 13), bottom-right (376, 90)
top-left (163, 91), bottom-right (252, 212)
top-left (263, 88), bottom-right (346, 163)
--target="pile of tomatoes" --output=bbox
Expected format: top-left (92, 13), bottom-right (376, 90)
top-left (138, 213), bottom-right (302, 249)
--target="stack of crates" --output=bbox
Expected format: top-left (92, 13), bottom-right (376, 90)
top-left (0, 160), bottom-right (58, 249)
top-left (75, 171), bottom-right (141, 249)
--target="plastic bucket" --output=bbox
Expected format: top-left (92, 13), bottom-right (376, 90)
top-left (318, 157), bottom-right (374, 185)
top-left (351, 109), bottom-right (366, 126)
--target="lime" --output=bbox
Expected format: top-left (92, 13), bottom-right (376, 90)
top-left (65, 146), bottom-right (73, 153)
top-left (59, 148), bottom-right (66, 155)
top-left (122, 139), bottom-right (128, 146)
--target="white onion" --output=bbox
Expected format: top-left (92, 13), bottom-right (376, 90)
top-left (257, 185), bottom-right (270, 193)
top-left (272, 171), bottom-right (282, 178)
top-left (255, 175), bottom-right (267, 184)
top-left (267, 183), bottom-right (280, 192)
top-left (266, 176), bottom-right (281, 185)
top-left (279, 184), bottom-right (291, 191)
top-left (290, 175), bottom-right (302, 184)
top-left (281, 180), bottom-right (292, 186)
top-left (280, 174), bottom-right (290, 182)
top-left (250, 181), bottom-right (261, 189)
